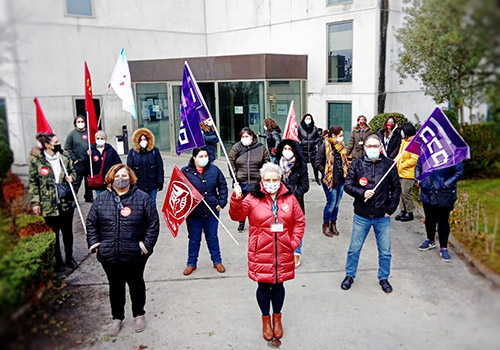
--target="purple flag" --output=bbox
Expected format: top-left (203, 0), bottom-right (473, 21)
top-left (176, 62), bottom-right (207, 155)
top-left (406, 107), bottom-right (470, 180)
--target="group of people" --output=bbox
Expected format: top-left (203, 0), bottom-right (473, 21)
top-left (27, 113), bottom-right (463, 342)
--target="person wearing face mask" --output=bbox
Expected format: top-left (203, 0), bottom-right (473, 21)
top-left (229, 163), bottom-right (305, 342)
top-left (84, 131), bottom-right (122, 196)
top-left (29, 132), bottom-right (77, 272)
top-left (86, 164), bottom-right (160, 337)
top-left (275, 139), bottom-right (309, 267)
top-left (228, 127), bottom-right (270, 232)
top-left (377, 116), bottom-right (402, 160)
top-left (315, 126), bottom-right (349, 237)
top-left (341, 134), bottom-right (401, 294)
top-left (181, 147), bottom-right (228, 276)
top-left (346, 115), bottom-right (373, 161)
top-left (298, 114), bottom-right (322, 185)
top-left (64, 115), bottom-right (94, 202)
top-left (258, 118), bottom-right (282, 163)
top-left (200, 118), bottom-right (219, 162)
top-left (127, 128), bottom-right (164, 203)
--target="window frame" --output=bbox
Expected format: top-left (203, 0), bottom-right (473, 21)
top-left (326, 0), bottom-right (353, 6)
top-left (64, 0), bottom-right (95, 18)
top-left (326, 20), bottom-right (354, 85)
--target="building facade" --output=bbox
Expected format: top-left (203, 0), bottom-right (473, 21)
top-left (1, 0), bottom-right (440, 165)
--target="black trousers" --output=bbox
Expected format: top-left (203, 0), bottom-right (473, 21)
top-left (256, 282), bottom-right (285, 316)
top-left (423, 203), bottom-right (452, 248)
top-left (308, 159), bottom-right (320, 182)
top-left (101, 261), bottom-right (147, 320)
top-left (44, 207), bottom-right (75, 266)
top-left (73, 161), bottom-right (93, 201)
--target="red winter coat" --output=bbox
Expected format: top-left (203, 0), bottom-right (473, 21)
top-left (229, 182), bottom-right (305, 284)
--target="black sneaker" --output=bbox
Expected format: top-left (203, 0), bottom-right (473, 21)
top-left (394, 211), bottom-right (405, 221)
top-left (400, 212), bottom-right (414, 222)
top-left (85, 198), bottom-right (94, 203)
top-left (379, 279), bottom-right (393, 293)
top-left (55, 264), bottom-right (65, 273)
top-left (65, 257), bottom-right (79, 269)
top-left (341, 276), bottom-right (354, 290)
top-left (237, 221), bottom-right (245, 232)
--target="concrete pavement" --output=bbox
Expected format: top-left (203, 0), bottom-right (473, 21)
top-left (32, 154), bottom-right (500, 349)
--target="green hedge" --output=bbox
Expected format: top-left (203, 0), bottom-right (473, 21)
top-left (0, 140), bottom-right (13, 181)
top-left (0, 232), bottom-right (55, 313)
top-left (15, 213), bottom-right (45, 229)
top-left (369, 113), bottom-right (408, 132)
top-left (460, 121), bottom-right (500, 178)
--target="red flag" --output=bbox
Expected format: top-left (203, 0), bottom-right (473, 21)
top-left (34, 97), bottom-right (53, 133)
top-left (162, 165), bottom-right (204, 237)
top-left (84, 62), bottom-right (98, 144)
top-left (283, 101), bottom-right (299, 141)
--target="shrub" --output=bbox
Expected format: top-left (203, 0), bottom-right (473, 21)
top-left (0, 212), bottom-right (15, 258)
top-left (442, 109), bottom-right (460, 131)
top-left (0, 141), bottom-right (13, 181)
top-left (369, 113), bottom-right (408, 132)
top-left (0, 232), bottom-right (55, 313)
top-left (2, 172), bottom-right (25, 206)
top-left (460, 122), bottom-right (500, 178)
top-left (15, 214), bottom-right (45, 229)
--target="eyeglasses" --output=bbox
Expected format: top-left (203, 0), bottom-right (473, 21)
top-left (365, 145), bottom-right (381, 149)
top-left (114, 196), bottom-right (123, 210)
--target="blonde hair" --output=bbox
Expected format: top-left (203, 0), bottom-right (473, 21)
top-left (105, 164), bottom-right (138, 188)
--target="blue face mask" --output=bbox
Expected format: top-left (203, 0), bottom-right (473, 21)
top-left (197, 157), bottom-right (209, 167)
top-left (365, 148), bottom-right (380, 160)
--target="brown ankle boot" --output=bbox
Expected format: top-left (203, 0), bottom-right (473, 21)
top-left (322, 222), bottom-right (333, 237)
top-left (272, 313), bottom-right (283, 339)
top-left (330, 220), bottom-right (339, 236)
top-left (262, 315), bottom-right (273, 341)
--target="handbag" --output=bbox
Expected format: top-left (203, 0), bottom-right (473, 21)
top-left (55, 183), bottom-right (73, 200)
top-left (87, 151), bottom-right (107, 189)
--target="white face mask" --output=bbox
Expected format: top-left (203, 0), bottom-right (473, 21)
top-left (206, 120), bottom-right (213, 127)
top-left (96, 139), bottom-right (105, 147)
top-left (282, 150), bottom-right (294, 160)
top-left (241, 137), bottom-right (252, 146)
top-left (263, 181), bottom-right (281, 194)
top-left (365, 148), bottom-right (380, 160)
top-left (336, 136), bottom-right (344, 143)
top-left (304, 119), bottom-right (312, 125)
top-left (139, 140), bottom-right (148, 149)
top-left (76, 122), bottom-right (85, 130)
top-left (197, 156), bottom-right (209, 167)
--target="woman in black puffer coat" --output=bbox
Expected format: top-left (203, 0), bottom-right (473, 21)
top-left (298, 114), bottom-right (322, 185)
top-left (86, 164), bottom-right (159, 336)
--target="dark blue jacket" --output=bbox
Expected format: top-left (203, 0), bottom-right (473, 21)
top-left (127, 147), bottom-right (164, 193)
top-left (202, 129), bottom-right (219, 162)
top-left (416, 159), bottom-right (463, 208)
top-left (181, 159), bottom-right (228, 219)
top-left (84, 143), bottom-right (122, 191)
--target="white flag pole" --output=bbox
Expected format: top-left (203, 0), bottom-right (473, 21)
top-left (202, 199), bottom-right (239, 246)
top-left (58, 153), bottom-right (87, 235)
top-left (86, 111), bottom-right (93, 177)
top-left (96, 85), bottom-right (110, 129)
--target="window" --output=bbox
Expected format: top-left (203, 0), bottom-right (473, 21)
top-left (267, 81), bottom-right (301, 133)
top-left (328, 22), bottom-right (353, 83)
top-left (66, 0), bottom-right (93, 17)
top-left (328, 102), bottom-right (352, 141)
top-left (328, 0), bottom-right (351, 5)
top-left (74, 98), bottom-right (101, 129)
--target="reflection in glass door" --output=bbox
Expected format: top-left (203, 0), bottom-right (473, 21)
top-left (267, 81), bottom-right (301, 132)
top-left (136, 83), bottom-right (170, 152)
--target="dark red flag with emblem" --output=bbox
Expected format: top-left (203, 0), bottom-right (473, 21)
top-left (162, 165), bottom-right (204, 237)
top-left (84, 62), bottom-right (98, 144)
top-left (34, 97), bottom-right (53, 133)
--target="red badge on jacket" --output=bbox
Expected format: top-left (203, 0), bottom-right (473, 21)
top-left (40, 167), bottom-right (49, 176)
top-left (120, 207), bottom-right (132, 217)
top-left (359, 177), bottom-right (368, 186)
top-left (82, 134), bottom-right (88, 140)
top-left (93, 155), bottom-right (100, 162)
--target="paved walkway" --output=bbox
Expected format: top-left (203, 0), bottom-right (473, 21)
top-left (16, 155), bottom-right (500, 349)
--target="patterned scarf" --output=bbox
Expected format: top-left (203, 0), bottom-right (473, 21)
top-left (279, 156), bottom-right (295, 181)
top-left (323, 137), bottom-right (349, 190)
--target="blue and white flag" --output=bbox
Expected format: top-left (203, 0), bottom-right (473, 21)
top-left (176, 62), bottom-right (206, 155)
top-left (109, 48), bottom-right (137, 119)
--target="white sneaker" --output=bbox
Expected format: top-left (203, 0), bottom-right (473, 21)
top-left (108, 319), bottom-right (123, 337)
top-left (134, 315), bottom-right (146, 333)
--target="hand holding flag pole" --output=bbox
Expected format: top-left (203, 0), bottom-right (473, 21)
top-left (201, 199), bottom-right (239, 245)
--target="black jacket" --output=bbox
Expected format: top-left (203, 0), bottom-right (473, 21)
top-left (86, 186), bottom-right (160, 264)
top-left (259, 127), bottom-right (282, 156)
top-left (315, 142), bottom-right (345, 187)
top-left (202, 129), bottom-right (219, 162)
top-left (275, 139), bottom-right (309, 212)
top-left (127, 147), bottom-right (164, 193)
top-left (377, 128), bottom-right (402, 160)
top-left (182, 159), bottom-right (228, 219)
top-left (298, 121), bottom-right (321, 163)
top-left (84, 144), bottom-right (122, 191)
top-left (228, 140), bottom-right (270, 185)
top-left (344, 154), bottom-right (401, 218)
top-left (416, 159), bottom-right (463, 209)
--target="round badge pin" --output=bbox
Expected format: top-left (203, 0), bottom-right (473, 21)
top-left (93, 155), bottom-right (100, 162)
top-left (359, 177), bottom-right (368, 186)
top-left (82, 134), bottom-right (88, 140)
top-left (40, 167), bottom-right (50, 176)
top-left (120, 207), bottom-right (132, 217)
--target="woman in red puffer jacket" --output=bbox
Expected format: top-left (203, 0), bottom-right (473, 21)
top-left (229, 162), bottom-right (305, 343)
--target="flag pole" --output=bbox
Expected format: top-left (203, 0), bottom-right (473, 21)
top-left (210, 123), bottom-right (238, 183)
top-left (96, 85), bottom-right (110, 129)
top-left (58, 153), bottom-right (87, 235)
top-left (86, 111), bottom-right (94, 177)
top-left (201, 199), bottom-right (239, 246)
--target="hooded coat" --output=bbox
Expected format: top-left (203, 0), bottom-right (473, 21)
top-left (127, 128), bottom-right (164, 193)
top-left (275, 139), bottom-right (309, 212)
top-left (346, 124), bottom-right (373, 160)
top-left (229, 182), bottom-right (305, 284)
top-left (298, 120), bottom-right (321, 163)
top-left (228, 138), bottom-right (270, 185)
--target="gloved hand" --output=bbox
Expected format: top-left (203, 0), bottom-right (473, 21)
top-left (158, 183), bottom-right (164, 192)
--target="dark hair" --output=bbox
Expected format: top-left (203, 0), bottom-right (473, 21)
top-left (357, 115), bottom-right (367, 122)
top-left (192, 147), bottom-right (208, 157)
top-left (139, 134), bottom-right (148, 141)
top-left (328, 126), bottom-right (343, 137)
top-left (36, 132), bottom-right (56, 150)
top-left (239, 127), bottom-right (256, 140)
top-left (73, 115), bottom-right (85, 127)
top-left (301, 114), bottom-right (313, 122)
top-left (400, 123), bottom-right (416, 137)
top-left (264, 118), bottom-right (278, 131)
top-left (383, 116), bottom-right (396, 132)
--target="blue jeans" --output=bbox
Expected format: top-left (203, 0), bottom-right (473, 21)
top-left (345, 214), bottom-right (392, 280)
top-left (322, 182), bottom-right (344, 222)
top-left (186, 213), bottom-right (221, 266)
top-left (295, 240), bottom-right (303, 255)
top-left (148, 189), bottom-right (158, 203)
top-left (95, 189), bottom-right (103, 196)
